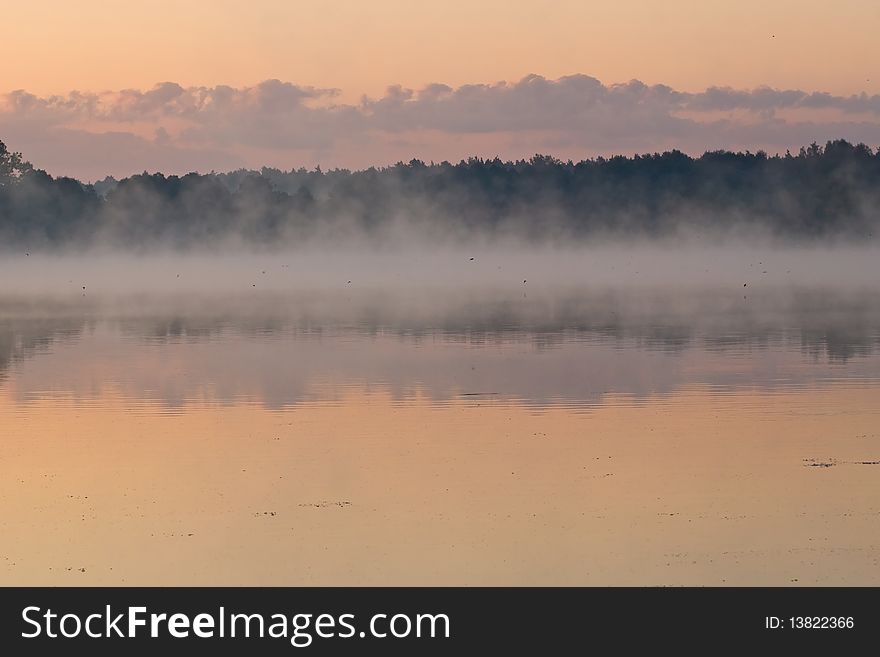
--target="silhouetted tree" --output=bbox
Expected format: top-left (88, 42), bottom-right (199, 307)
top-left (1, 138), bottom-right (880, 249)
top-left (0, 139), bottom-right (30, 187)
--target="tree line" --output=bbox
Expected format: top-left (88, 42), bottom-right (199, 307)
top-left (2, 138), bottom-right (879, 248)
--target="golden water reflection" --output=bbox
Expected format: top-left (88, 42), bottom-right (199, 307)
top-left (2, 288), bottom-right (880, 585)
top-left (2, 384), bottom-right (878, 585)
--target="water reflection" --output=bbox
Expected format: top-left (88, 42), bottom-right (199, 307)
top-left (1, 287), bottom-right (879, 409)
top-left (3, 286), bottom-right (880, 586)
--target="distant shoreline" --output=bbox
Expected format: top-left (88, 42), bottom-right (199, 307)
top-left (2, 139), bottom-right (879, 248)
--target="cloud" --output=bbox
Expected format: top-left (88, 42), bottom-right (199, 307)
top-left (2, 120), bottom-right (246, 181)
top-left (2, 75), bottom-right (880, 178)
top-left (684, 86), bottom-right (880, 115)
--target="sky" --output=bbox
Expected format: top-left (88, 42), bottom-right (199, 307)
top-left (2, 0), bottom-right (879, 179)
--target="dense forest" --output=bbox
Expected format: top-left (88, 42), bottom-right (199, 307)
top-left (1, 138), bottom-right (879, 249)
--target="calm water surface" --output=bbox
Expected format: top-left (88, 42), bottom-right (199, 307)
top-left (2, 285), bottom-right (879, 585)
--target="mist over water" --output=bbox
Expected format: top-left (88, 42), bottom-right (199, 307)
top-left (3, 241), bottom-right (880, 296)
top-left (0, 238), bottom-right (878, 589)
top-left (1, 242), bottom-right (879, 409)
top-left (3, 237), bottom-right (880, 586)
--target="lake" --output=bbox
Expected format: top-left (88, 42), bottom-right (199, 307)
top-left (2, 247), bottom-right (879, 585)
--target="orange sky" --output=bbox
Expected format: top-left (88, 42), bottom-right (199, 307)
top-left (4, 0), bottom-right (878, 98)
top-left (3, 0), bottom-right (879, 178)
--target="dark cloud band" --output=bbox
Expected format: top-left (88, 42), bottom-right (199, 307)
top-left (2, 75), bottom-right (879, 178)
